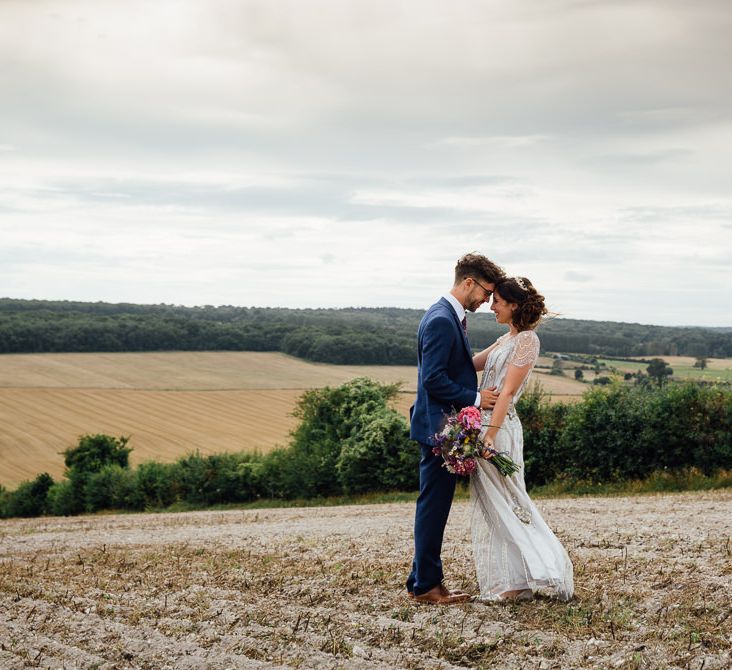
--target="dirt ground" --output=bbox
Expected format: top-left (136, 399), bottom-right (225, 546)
top-left (1, 490), bottom-right (730, 669)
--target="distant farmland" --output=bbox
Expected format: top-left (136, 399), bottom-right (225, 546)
top-left (0, 351), bottom-right (585, 488)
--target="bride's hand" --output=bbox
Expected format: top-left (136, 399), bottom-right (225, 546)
top-left (481, 436), bottom-right (495, 458)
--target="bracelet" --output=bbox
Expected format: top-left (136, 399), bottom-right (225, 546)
top-left (484, 424), bottom-right (502, 429)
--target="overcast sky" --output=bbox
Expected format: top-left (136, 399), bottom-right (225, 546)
top-left (1, 0), bottom-right (730, 326)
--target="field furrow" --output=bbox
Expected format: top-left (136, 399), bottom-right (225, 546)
top-left (0, 389), bottom-right (304, 487)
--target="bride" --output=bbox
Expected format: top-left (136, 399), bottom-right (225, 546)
top-left (470, 277), bottom-right (573, 602)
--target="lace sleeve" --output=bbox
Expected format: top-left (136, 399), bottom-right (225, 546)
top-left (509, 330), bottom-right (540, 368)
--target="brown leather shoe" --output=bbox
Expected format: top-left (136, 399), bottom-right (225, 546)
top-left (439, 583), bottom-right (469, 597)
top-left (413, 584), bottom-right (471, 605)
top-left (408, 583), bottom-right (470, 599)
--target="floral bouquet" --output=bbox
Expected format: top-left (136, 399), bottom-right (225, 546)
top-left (431, 406), bottom-right (520, 477)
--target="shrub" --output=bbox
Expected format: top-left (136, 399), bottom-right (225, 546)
top-left (639, 383), bottom-right (731, 475)
top-left (135, 461), bottom-right (180, 509)
top-left (63, 434), bottom-right (132, 472)
top-left (288, 377), bottom-right (409, 497)
top-left (551, 383), bottom-right (731, 482)
top-left (336, 410), bottom-right (418, 494)
top-left (85, 464), bottom-right (139, 512)
top-left (47, 480), bottom-right (77, 516)
top-left (518, 387), bottom-right (571, 486)
top-left (0, 473), bottom-right (54, 517)
top-left (62, 434), bottom-right (132, 514)
top-left (173, 451), bottom-right (262, 505)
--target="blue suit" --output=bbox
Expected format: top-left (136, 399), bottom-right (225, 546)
top-left (407, 297), bottom-right (478, 595)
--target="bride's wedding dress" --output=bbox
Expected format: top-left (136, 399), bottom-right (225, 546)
top-left (471, 330), bottom-right (574, 601)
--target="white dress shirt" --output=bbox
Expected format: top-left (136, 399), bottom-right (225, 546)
top-left (442, 293), bottom-right (481, 407)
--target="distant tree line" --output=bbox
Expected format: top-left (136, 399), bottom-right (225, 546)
top-left (1, 379), bottom-right (730, 518)
top-left (1, 298), bottom-right (731, 363)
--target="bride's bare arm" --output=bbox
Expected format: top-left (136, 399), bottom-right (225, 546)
top-left (483, 362), bottom-right (532, 444)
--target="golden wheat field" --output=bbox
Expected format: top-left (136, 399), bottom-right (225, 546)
top-left (1, 490), bottom-right (730, 669)
top-left (0, 352), bottom-right (585, 489)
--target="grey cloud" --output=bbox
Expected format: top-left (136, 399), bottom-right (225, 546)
top-left (564, 270), bottom-right (594, 282)
top-left (0, 1), bottom-right (730, 324)
top-left (587, 148), bottom-right (693, 168)
top-left (23, 175), bottom-right (525, 227)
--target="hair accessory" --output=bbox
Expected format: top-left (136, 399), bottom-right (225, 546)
top-left (514, 277), bottom-right (528, 291)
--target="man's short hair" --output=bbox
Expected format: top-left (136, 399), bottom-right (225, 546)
top-left (454, 253), bottom-right (505, 286)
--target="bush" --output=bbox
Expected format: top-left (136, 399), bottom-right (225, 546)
top-left (63, 434), bottom-right (132, 472)
top-left (135, 461), bottom-right (180, 509)
top-left (557, 385), bottom-right (649, 481)
top-left (548, 383), bottom-right (731, 483)
top-left (287, 377), bottom-right (412, 497)
top-left (336, 410), bottom-right (418, 494)
top-left (173, 452), bottom-right (262, 505)
top-left (62, 434), bottom-right (133, 514)
top-left (639, 383), bottom-right (731, 475)
top-left (0, 473), bottom-right (54, 517)
top-left (47, 480), bottom-right (77, 516)
top-left (85, 464), bottom-right (139, 512)
top-left (518, 388), bottom-right (571, 486)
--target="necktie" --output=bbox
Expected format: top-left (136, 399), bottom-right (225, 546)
top-left (461, 316), bottom-right (467, 336)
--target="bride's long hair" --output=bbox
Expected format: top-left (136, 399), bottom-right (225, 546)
top-left (495, 277), bottom-right (548, 331)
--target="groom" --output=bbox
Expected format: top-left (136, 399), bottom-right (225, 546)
top-left (407, 253), bottom-right (505, 604)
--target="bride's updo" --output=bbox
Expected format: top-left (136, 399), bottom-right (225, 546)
top-left (495, 277), bottom-right (548, 331)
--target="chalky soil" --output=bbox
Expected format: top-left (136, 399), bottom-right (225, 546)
top-left (1, 490), bottom-right (730, 669)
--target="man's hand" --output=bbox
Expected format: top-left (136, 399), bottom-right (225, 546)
top-left (479, 387), bottom-right (499, 409)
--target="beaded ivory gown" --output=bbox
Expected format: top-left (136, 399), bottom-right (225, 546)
top-left (471, 329), bottom-right (574, 601)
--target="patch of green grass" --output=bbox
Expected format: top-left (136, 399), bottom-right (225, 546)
top-left (159, 490), bottom-right (420, 514)
top-left (146, 469), bottom-right (732, 515)
top-left (597, 358), bottom-right (732, 382)
top-left (529, 468), bottom-right (732, 498)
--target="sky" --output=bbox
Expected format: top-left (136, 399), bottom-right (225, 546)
top-left (1, 0), bottom-right (730, 326)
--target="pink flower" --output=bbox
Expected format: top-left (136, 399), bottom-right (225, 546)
top-left (458, 406), bottom-right (482, 430)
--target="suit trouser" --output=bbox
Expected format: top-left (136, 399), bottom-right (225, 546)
top-left (406, 442), bottom-right (457, 595)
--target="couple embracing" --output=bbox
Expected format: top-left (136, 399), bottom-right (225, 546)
top-left (407, 253), bottom-right (574, 605)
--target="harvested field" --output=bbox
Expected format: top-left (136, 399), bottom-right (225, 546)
top-left (0, 352), bottom-right (419, 392)
top-left (1, 490), bottom-right (730, 669)
top-left (0, 388), bottom-right (413, 487)
top-left (0, 388), bottom-right (304, 487)
top-left (0, 353), bottom-right (581, 488)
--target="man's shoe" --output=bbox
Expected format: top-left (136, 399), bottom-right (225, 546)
top-left (408, 583), bottom-right (470, 599)
top-left (413, 585), bottom-right (471, 605)
top-left (439, 583), bottom-right (469, 597)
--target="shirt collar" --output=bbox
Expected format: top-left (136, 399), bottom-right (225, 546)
top-left (442, 293), bottom-right (466, 322)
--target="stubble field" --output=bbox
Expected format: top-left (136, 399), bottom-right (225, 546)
top-left (1, 490), bottom-right (730, 669)
top-left (0, 352), bottom-right (584, 488)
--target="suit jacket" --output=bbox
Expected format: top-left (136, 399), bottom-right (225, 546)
top-left (409, 297), bottom-right (478, 444)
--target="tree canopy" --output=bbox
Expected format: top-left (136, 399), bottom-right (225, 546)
top-left (1, 298), bottom-right (730, 364)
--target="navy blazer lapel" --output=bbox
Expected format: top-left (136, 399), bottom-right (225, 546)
top-left (438, 297), bottom-right (473, 357)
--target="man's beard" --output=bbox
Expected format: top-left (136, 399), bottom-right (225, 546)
top-left (466, 299), bottom-right (483, 312)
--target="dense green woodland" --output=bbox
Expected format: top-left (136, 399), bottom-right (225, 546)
top-left (1, 298), bottom-right (730, 362)
top-left (1, 379), bottom-right (730, 518)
